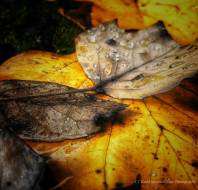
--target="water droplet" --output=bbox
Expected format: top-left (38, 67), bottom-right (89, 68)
top-left (169, 61), bottom-right (182, 69)
top-left (120, 29), bottom-right (125, 33)
top-left (150, 172), bottom-right (156, 177)
top-left (113, 32), bottom-right (119, 39)
top-left (128, 41), bottom-right (134, 48)
top-left (99, 24), bottom-right (105, 31)
top-left (140, 40), bottom-right (145, 45)
top-left (89, 35), bottom-right (97, 43)
top-left (109, 49), bottom-right (120, 62)
top-left (120, 40), bottom-right (127, 46)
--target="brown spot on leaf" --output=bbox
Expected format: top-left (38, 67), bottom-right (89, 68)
top-left (174, 5), bottom-right (180, 11)
top-left (115, 182), bottom-right (124, 188)
top-left (144, 135), bottom-right (150, 139)
top-left (152, 153), bottom-right (158, 160)
top-left (191, 161), bottom-right (198, 168)
top-left (162, 167), bottom-right (168, 172)
top-left (103, 181), bottom-right (108, 188)
top-left (122, 0), bottom-right (132, 6)
top-left (113, 174), bottom-right (141, 190)
top-left (158, 124), bottom-right (165, 131)
top-left (140, 3), bottom-right (146, 7)
top-left (95, 169), bottom-right (102, 174)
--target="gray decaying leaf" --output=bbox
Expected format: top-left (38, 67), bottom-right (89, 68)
top-left (76, 22), bottom-right (198, 99)
top-left (0, 80), bottom-right (126, 141)
top-left (0, 128), bottom-right (45, 190)
top-left (76, 21), bottom-right (177, 83)
top-left (104, 44), bottom-right (198, 99)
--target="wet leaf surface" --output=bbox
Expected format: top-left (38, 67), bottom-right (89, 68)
top-left (76, 22), bottom-right (198, 99)
top-left (0, 80), bottom-right (126, 141)
top-left (0, 128), bottom-right (45, 190)
top-left (0, 46), bottom-right (197, 190)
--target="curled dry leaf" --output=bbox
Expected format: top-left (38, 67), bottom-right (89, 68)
top-left (0, 128), bottom-right (45, 190)
top-left (76, 22), bottom-right (198, 99)
top-left (0, 80), bottom-right (126, 141)
top-left (76, 22), bottom-right (177, 82)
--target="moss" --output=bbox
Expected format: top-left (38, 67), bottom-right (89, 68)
top-left (0, 0), bottom-right (86, 63)
top-left (53, 18), bottom-right (81, 54)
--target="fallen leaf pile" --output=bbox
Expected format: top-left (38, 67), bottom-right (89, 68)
top-left (77, 0), bottom-right (198, 44)
top-left (0, 39), bottom-right (198, 190)
top-left (0, 0), bottom-right (198, 188)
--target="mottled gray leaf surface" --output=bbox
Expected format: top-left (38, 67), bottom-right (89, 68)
top-left (104, 44), bottom-right (198, 99)
top-left (0, 128), bottom-right (45, 190)
top-left (76, 22), bottom-right (198, 99)
top-left (76, 21), bottom-right (177, 83)
top-left (0, 80), bottom-right (126, 141)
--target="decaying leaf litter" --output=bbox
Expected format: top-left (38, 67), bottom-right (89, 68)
top-left (0, 80), bottom-right (126, 141)
top-left (76, 22), bottom-right (198, 99)
top-left (1, 22), bottom-right (198, 141)
top-left (0, 12), bottom-right (198, 190)
top-left (0, 128), bottom-right (45, 190)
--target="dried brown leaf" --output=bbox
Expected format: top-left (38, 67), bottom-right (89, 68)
top-left (0, 128), bottom-right (45, 190)
top-left (0, 80), bottom-right (126, 141)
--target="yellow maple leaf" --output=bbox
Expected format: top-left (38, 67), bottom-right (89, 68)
top-left (138, 0), bottom-right (198, 45)
top-left (77, 0), bottom-right (198, 44)
top-left (29, 85), bottom-right (198, 190)
top-left (1, 51), bottom-right (197, 190)
top-left (77, 0), bottom-right (157, 29)
top-left (0, 51), bottom-right (93, 89)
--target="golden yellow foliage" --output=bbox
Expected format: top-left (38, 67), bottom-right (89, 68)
top-left (29, 87), bottom-right (198, 190)
top-left (0, 51), bottom-right (93, 89)
top-left (91, 5), bottom-right (117, 27)
top-left (138, 0), bottom-right (198, 45)
top-left (77, 0), bottom-right (156, 29)
top-left (0, 51), bottom-right (197, 190)
top-left (78, 0), bottom-right (198, 44)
